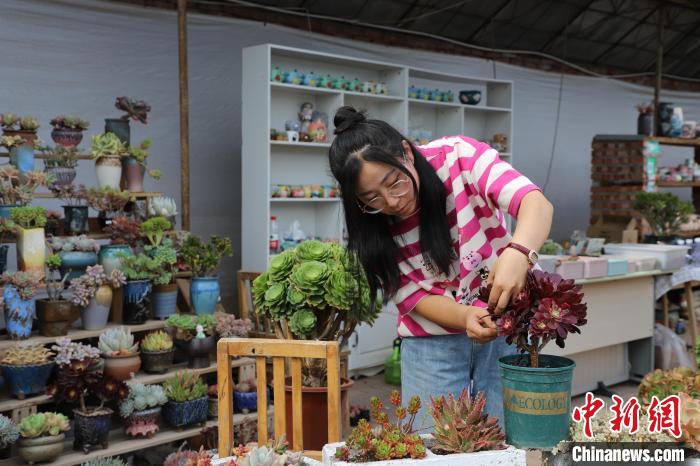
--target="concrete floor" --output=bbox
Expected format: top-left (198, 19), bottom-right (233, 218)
top-left (348, 374), bottom-right (641, 466)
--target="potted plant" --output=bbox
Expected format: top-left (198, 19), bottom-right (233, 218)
top-left (233, 377), bottom-right (263, 414)
top-left (0, 218), bottom-right (15, 273)
top-left (85, 186), bottom-right (131, 229)
top-left (42, 144), bottom-right (79, 187)
top-left (0, 414), bottom-right (19, 456)
top-left (48, 234), bottom-right (100, 280)
top-left (50, 115), bottom-right (89, 147)
top-left (11, 206), bottom-right (47, 275)
top-left (91, 133), bottom-right (127, 189)
top-left (149, 196), bottom-right (178, 227)
top-left (98, 326), bottom-right (141, 381)
top-left (36, 254), bottom-right (77, 336)
top-left (50, 183), bottom-right (89, 234)
top-left (123, 139), bottom-right (161, 192)
top-left (140, 330), bottom-right (175, 374)
top-left (69, 265), bottom-right (126, 330)
top-left (181, 234), bottom-right (233, 315)
top-left (0, 113), bottom-right (20, 137)
top-left (1, 271), bottom-right (42, 339)
top-left (118, 252), bottom-right (160, 324)
top-left (162, 371), bottom-right (208, 429)
top-left (100, 216), bottom-right (140, 273)
top-left (165, 313), bottom-right (216, 368)
top-left (0, 166), bottom-right (50, 218)
top-left (142, 217), bottom-right (177, 318)
top-left (0, 344), bottom-right (55, 399)
top-left (1, 115), bottom-right (39, 145)
top-left (633, 192), bottom-right (693, 243)
top-left (165, 447), bottom-right (213, 466)
top-left (45, 210), bottom-right (63, 236)
top-left (119, 381), bottom-right (168, 438)
top-left (214, 311), bottom-right (252, 338)
top-left (46, 347), bottom-right (128, 454)
top-left (106, 96), bottom-right (151, 145)
top-left (17, 412), bottom-right (70, 465)
top-left (478, 270), bottom-right (587, 449)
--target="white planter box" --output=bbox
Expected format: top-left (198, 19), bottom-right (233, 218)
top-left (212, 455), bottom-right (322, 466)
top-left (604, 243), bottom-right (687, 270)
top-left (321, 441), bottom-right (526, 466)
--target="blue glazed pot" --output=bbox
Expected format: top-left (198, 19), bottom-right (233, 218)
top-left (234, 387), bottom-right (271, 413)
top-left (123, 280), bottom-right (152, 324)
top-left (0, 362), bottom-right (55, 399)
top-left (190, 276), bottom-right (220, 315)
top-left (7, 365), bottom-right (54, 398)
top-left (163, 396), bottom-right (208, 428)
top-left (98, 244), bottom-right (132, 276)
top-left (13, 146), bottom-right (35, 174)
top-left (152, 283), bottom-right (177, 319)
top-left (73, 408), bottom-right (112, 453)
top-left (0, 244), bottom-right (8, 274)
top-left (0, 205), bottom-right (17, 219)
top-left (4, 286), bottom-right (35, 340)
top-left (59, 251), bottom-right (98, 281)
top-left (63, 205), bottom-right (89, 235)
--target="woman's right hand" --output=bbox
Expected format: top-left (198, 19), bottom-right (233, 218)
top-left (464, 306), bottom-right (498, 343)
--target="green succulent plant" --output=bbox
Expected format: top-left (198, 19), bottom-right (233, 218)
top-left (119, 381), bottom-right (167, 417)
top-left (10, 205), bottom-right (46, 229)
top-left (0, 414), bottom-right (19, 448)
top-left (18, 412), bottom-right (70, 438)
top-left (181, 234), bottom-right (232, 277)
top-left (98, 327), bottom-right (139, 356)
top-left (166, 313), bottom-right (215, 341)
top-left (288, 309), bottom-right (317, 338)
top-left (638, 367), bottom-right (700, 406)
top-left (81, 457), bottom-right (127, 466)
top-left (141, 330), bottom-right (173, 352)
top-left (163, 371), bottom-right (207, 402)
top-left (140, 216), bottom-right (171, 246)
top-left (90, 133), bottom-right (127, 160)
top-left (117, 252), bottom-right (161, 281)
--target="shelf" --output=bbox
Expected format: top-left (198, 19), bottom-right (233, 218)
top-left (270, 141), bottom-right (331, 149)
top-left (33, 191), bottom-right (163, 200)
top-left (0, 152), bottom-right (92, 160)
top-left (270, 198), bottom-right (341, 203)
top-left (270, 82), bottom-right (341, 95)
top-left (0, 320), bottom-right (166, 352)
top-left (677, 230), bottom-right (700, 238)
top-left (343, 90), bottom-right (404, 102)
top-left (0, 357), bottom-right (254, 414)
top-left (651, 137), bottom-right (700, 147)
top-left (408, 98), bottom-right (460, 109)
top-left (656, 180), bottom-right (700, 187)
top-left (463, 105), bottom-right (512, 113)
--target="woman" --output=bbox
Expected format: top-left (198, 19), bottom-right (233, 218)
top-left (328, 106), bottom-right (553, 430)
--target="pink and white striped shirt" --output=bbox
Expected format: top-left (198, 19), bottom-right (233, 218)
top-left (390, 136), bottom-right (540, 337)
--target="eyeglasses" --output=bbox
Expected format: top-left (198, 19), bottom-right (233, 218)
top-left (357, 178), bottom-right (411, 214)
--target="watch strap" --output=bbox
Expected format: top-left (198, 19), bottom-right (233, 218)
top-left (507, 242), bottom-right (536, 266)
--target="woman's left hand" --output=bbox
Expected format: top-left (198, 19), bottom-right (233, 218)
top-left (487, 247), bottom-right (530, 315)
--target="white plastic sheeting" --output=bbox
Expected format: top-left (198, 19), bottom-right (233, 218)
top-left (2, 0), bottom-right (700, 303)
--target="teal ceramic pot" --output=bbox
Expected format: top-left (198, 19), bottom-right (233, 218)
top-left (59, 251), bottom-right (98, 281)
top-left (190, 276), bottom-right (220, 315)
top-left (0, 205), bottom-right (17, 219)
top-left (98, 244), bottom-right (132, 276)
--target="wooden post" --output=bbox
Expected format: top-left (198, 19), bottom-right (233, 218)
top-left (652, 6), bottom-right (664, 136)
top-left (178, 0), bottom-right (191, 231)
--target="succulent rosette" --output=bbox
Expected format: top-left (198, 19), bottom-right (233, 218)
top-left (288, 309), bottom-right (317, 338)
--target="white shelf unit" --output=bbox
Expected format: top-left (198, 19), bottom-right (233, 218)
top-left (242, 44), bottom-right (514, 371)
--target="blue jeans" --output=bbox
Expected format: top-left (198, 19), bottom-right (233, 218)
top-left (400, 334), bottom-right (515, 434)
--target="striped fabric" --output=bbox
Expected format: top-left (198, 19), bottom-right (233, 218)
top-left (390, 136), bottom-right (540, 337)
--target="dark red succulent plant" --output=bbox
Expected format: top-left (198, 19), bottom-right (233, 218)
top-left (478, 269), bottom-right (587, 368)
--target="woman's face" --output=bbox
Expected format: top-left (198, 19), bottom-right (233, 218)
top-left (355, 140), bottom-right (420, 219)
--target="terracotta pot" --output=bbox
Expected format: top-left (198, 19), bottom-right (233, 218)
top-left (284, 377), bottom-right (353, 450)
top-left (125, 406), bottom-right (161, 438)
top-left (123, 156), bottom-right (145, 192)
top-left (73, 408), bottom-right (112, 453)
top-left (102, 352), bottom-right (141, 381)
top-left (141, 348), bottom-right (174, 374)
top-left (51, 128), bottom-right (83, 147)
top-left (35, 299), bottom-right (77, 337)
top-left (18, 433), bottom-right (65, 465)
top-left (3, 129), bottom-right (37, 145)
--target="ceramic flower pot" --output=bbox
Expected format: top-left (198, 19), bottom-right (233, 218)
top-left (4, 286), bottom-right (35, 340)
top-left (51, 128), bottom-right (83, 147)
top-left (12, 145), bottom-right (35, 174)
top-left (103, 352), bottom-right (141, 381)
top-left (123, 156), bottom-right (145, 192)
top-left (190, 276), bottom-right (220, 315)
top-left (0, 244), bottom-right (8, 274)
top-left (99, 244), bottom-right (132, 276)
top-left (187, 336), bottom-right (215, 369)
top-left (152, 283), bottom-right (177, 319)
top-left (62, 205), bottom-right (88, 235)
top-left (18, 433), bottom-right (65, 465)
top-left (125, 406), bottom-right (161, 438)
top-left (59, 250), bottom-right (97, 281)
top-left (47, 167), bottom-right (77, 188)
top-left (163, 396), bottom-right (208, 428)
top-left (141, 348), bottom-right (174, 374)
top-left (459, 90), bottom-right (481, 105)
top-left (16, 227), bottom-right (45, 276)
top-left (3, 129), bottom-right (37, 145)
top-left (234, 390), bottom-right (261, 414)
top-left (208, 396), bottom-right (218, 419)
top-left (36, 299), bottom-right (77, 337)
top-left (80, 285), bottom-right (113, 330)
top-left (104, 118), bottom-right (130, 145)
top-left (73, 408), bottom-right (112, 453)
top-left (123, 280), bottom-right (152, 324)
top-left (95, 155), bottom-right (122, 189)
top-left (0, 362), bottom-right (55, 399)
top-left (0, 205), bottom-right (16, 219)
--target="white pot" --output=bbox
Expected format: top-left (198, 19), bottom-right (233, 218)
top-left (322, 440), bottom-right (526, 466)
top-left (95, 155), bottom-right (123, 189)
top-left (211, 457), bottom-right (321, 466)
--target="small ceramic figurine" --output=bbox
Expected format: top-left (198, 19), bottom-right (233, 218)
top-left (303, 71), bottom-right (317, 87)
top-left (333, 76), bottom-right (349, 90)
top-left (350, 77), bottom-right (362, 92)
top-left (299, 102), bottom-right (314, 136)
top-left (376, 82), bottom-right (388, 95)
top-left (320, 74), bottom-right (334, 89)
top-left (362, 80), bottom-right (376, 94)
top-left (308, 111), bottom-right (328, 143)
top-left (285, 120), bottom-right (301, 142)
top-left (195, 324), bottom-right (205, 339)
top-left (270, 66), bottom-right (283, 82)
top-left (491, 133), bottom-right (508, 152)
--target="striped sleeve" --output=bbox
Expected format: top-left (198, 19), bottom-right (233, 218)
top-left (455, 136), bottom-right (540, 217)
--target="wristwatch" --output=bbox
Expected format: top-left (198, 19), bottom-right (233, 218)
top-left (506, 242), bottom-right (539, 267)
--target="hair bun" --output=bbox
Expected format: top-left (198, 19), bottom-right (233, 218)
top-left (333, 106), bottom-right (366, 135)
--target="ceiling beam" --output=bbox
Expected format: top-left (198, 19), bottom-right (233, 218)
top-left (504, 0), bottom-right (555, 48)
top-left (464, 0), bottom-right (512, 42)
top-left (538, 0), bottom-right (597, 52)
top-left (591, 4), bottom-right (661, 64)
top-left (394, 0), bottom-right (423, 27)
top-left (659, 31), bottom-right (700, 73)
top-left (641, 16), bottom-right (700, 71)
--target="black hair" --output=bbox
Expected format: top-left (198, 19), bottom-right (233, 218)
top-left (329, 106), bottom-right (456, 304)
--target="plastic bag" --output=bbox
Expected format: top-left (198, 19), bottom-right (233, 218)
top-left (654, 323), bottom-right (695, 370)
